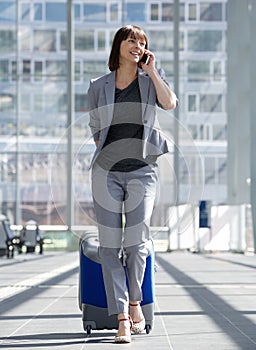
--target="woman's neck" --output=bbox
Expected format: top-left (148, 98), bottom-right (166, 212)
top-left (115, 65), bottom-right (138, 90)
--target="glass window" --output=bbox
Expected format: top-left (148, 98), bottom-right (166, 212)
top-left (0, 154), bottom-right (17, 217)
top-left (200, 94), bottom-right (223, 112)
top-left (20, 28), bottom-right (30, 51)
top-left (45, 94), bottom-right (66, 113)
top-left (75, 61), bottom-right (81, 81)
top-left (109, 30), bottom-right (116, 45)
top-left (179, 61), bottom-right (185, 79)
top-left (21, 2), bottom-right (30, 21)
top-left (46, 60), bottom-right (67, 81)
top-left (46, 2), bottom-right (66, 22)
top-left (188, 94), bottom-right (197, 112)
top-left (198, 124), bottom-right (204, 139)
top-left (213, 125), bottom-right (226, 141)
top-left (34, 3), bottom-right (43, 21)
top-left (60, 31), bottom-right (67, 51)
top-left (162, 3), bottom-right (173, 21)
top-left (83, 61), bottom-right (106, 80)
top-left (34, 30), bottom-right (56, 52)
top-left (19, 153), bottom-right (61, 223)
top-left (125, 3), bottom-right (146, 22)
top-left (0, 30), bottom-right (16, 52)
top-left (58, 94), bottom-right (67, 113)
top-left (160, 60), bottom-right (185, 82)
top-left (20, 94), bottom-right (30, 112)
top-left (150, 3), bottom-right (159, 21)
top-left (0, 93), bottom-right (15, 112)
top-left (180, 156), bottom-right (199, 184)
top-left (149, 31), bottom-right (173, 51)
top-left (97, 31), bottom-right (105, 51)
top-left (75, 30), bottom-right (94, 51)
top-left (217, 157), bottom-right (227, 184)
top-left (11, 61), bottom-right (17, 81)
top-left (0, 2), bottom-right (15, 22)
top-left (34, 94), bottom-right (43, 112)
top-left (74, 4), bottom-right (81, 20)
top-left (179, 157), bottom-right (188, 184)
top-left (110, 3), bottom-right (118, 21)
top-left (0, 60), bottom-right (9, 82)
top-left (75, 94), bottom-right (87, 112)
top-left (84, 3), bottom-right (106, 22)
top-left (188, 61), bottom-right (210, 82)
top-left (205, 157), bottom-right (216, 184)
top-left (188, 30), bottom-right (223, 52)
top-left (34, 61), bottom-right (43, 81)
top-left (160, 61), bottom-right (173, 77)
top-left (179, 31), bottom-right (184, 51)
top-left (200, 3), bottom-right (222, 21)
top-left (213, 60), bottom-right (222, 81)
top-left (187, 124), bottom-right (198, 139)
top-left (189, 3), bottom-right (197, 20)
top-left (179, 2), bottom-right (185, 21)
top-left (22, 60), bottom-right (31, 81)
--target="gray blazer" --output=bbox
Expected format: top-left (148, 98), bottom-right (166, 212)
top-left (88, 68), bottom-right (172, 169)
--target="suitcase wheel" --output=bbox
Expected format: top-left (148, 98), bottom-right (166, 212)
top-left (86, 325), bottom-right (92, 335)
top-left (145, 324), bottom-right (151, 334)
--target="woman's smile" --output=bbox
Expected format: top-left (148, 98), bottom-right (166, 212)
top-left (120, 37), bottom-right (146, 63)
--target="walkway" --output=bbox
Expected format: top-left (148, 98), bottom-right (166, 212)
top-left (0, 249), bottom-right (255, 350)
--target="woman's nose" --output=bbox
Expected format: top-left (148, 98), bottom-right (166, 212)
top-left (135, 41), bottom-right (143, 49)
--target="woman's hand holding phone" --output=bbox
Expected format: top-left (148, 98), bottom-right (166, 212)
top-left (141, 53), bottom-right (150, 65)
top-left (139, 50), bottom-right (156, 75)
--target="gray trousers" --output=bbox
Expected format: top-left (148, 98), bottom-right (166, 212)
top-left (91, 163), bottom-right (158, 315)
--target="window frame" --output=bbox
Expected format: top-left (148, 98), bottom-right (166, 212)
top-left (33, 2), bottom-right (43, 22)
top-left (148, 2), bottom-right (161, 23)
top-left (107, 1), bottom-right (120, 23)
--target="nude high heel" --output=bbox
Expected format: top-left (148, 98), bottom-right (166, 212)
top-left (115, 316), bottom-right (133, 343)
top-left (129, 302), bottom-right (145, 334)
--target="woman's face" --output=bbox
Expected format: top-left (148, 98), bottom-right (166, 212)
top-left (119, 35), bottom-right (146, 66)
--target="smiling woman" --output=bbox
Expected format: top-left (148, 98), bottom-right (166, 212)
top-left (87, 25), bottom-right (178, 343)
top-left (108, 25), bottom-right (148, 72)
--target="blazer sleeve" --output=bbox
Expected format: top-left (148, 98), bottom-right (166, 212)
top-left (88, 81), bottom-right (101, 142)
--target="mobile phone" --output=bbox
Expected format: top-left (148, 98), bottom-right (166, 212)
top-left (141, 53), bottom-right (150, 65)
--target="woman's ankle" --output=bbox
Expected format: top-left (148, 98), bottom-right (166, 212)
top-left (129, 301), bottom-right (141, 307)
top-left (129, 302), bottom-right (144, 321)
top-left (118, 312), bottom-right (129, 321)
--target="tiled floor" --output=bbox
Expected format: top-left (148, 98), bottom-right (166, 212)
top-left (0, 250), bottom-right (256, 350)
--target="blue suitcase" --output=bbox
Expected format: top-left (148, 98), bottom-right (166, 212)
top-left (79, 233), bottom-right (155, 335)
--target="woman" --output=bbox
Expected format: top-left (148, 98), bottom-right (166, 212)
top-left (88, 25), bottom-right (178, 343)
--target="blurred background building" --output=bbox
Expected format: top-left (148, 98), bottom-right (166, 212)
top-left (0, 0), bottom-right (255, 253)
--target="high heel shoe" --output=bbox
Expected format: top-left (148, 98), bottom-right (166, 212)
top-left (115, 316), bottom-right (133, 343)
top-left (129, 302), bottom-right (145, 334)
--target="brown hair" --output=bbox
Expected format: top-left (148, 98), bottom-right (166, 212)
top-left (108, 25), bottom-right (148, 71)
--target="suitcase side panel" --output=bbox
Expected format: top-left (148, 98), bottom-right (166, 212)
top-left (82, 304), bottom-right (118, 330)
top-left (141, 251), bottom-right (155, 306)
top-left (80, 246), bottom-right (108, 308)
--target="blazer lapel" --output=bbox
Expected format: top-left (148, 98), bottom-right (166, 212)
top-left (103, 71), bottom-right (115, 127)
top-left (105, 71), bottom-right (115, 105)
top-left (138, 69), bottom-right (150, 118)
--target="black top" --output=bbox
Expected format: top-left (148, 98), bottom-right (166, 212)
top-left (96, 78), bottom-right (152, 172)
